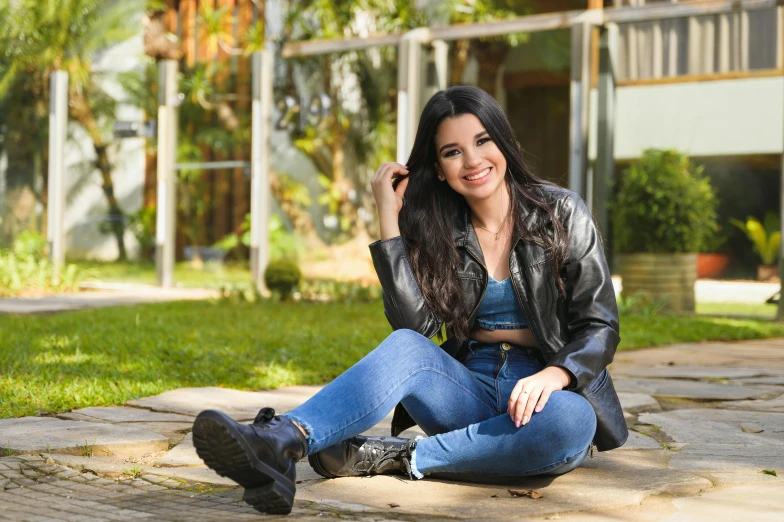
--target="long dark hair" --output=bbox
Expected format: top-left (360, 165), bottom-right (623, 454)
top-left (399, 85), bottom-right (568, 347)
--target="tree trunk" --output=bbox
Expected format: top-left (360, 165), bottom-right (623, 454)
top-left (450, 39), bottom-right (470, 85)
top-left (95, 144), bottom-right (128, 260)
top-left (69, 93), bottom-right (127, 260)
top-left (2, 77), bottom-right (42, 244)
top-left (473, 40), bottom-right (511, 98)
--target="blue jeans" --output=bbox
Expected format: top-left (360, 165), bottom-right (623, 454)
top-left (283, 329), bottom-right (596, 479)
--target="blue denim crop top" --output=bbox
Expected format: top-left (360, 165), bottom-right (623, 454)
top-left (474, 276), bottom-right (528, 330)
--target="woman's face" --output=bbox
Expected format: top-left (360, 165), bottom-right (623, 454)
top-left (433, 113), bottom-right (508, 203)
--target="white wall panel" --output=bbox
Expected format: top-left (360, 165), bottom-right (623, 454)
top-left (589, 76), bottom-right (784, 160)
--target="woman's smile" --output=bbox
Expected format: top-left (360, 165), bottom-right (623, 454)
top-left (464, 166), bottom-right (492, 184)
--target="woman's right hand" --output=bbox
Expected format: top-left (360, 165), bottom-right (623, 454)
top-left (371, 162), bottom-right (409, 216)
top-left (371, 162), bottom-right (410, 239)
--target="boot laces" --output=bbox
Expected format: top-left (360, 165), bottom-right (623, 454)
top-left (358, 440), bottom-right (416, 480)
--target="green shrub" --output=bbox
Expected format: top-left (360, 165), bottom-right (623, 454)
top-left (617, 291), bottom-right (669, 318)
top-left (214, 214), bottom-right (305, 262)
top-left (264, 259), bottom-right (302, 300)
top-left (218, 284), bottom-right (263, 304)
top-left (0, 232), bottom-right (82, 297)
top-left (730, 212), bottom-right (780, 266)
top-left (613, 149), bottom-right (719, 254)
top-left (299, 278), bottom-right (382, 303)
top-left (12, 230), bottom-right (48, 257)
top-left (127, 206), bottom-right (156, 259)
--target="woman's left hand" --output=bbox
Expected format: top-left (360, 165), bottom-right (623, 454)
top-left (507, 367), bottom-right (572, 428)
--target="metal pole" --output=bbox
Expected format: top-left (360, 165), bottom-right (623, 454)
top-left (156, 60), bottom-right (178, 288)
top-left (595, 24), bottom-right (618, 253)
top-left (569, 21), bottom-right (592, 203)
top-left (778, 7), bottom-right (784, 320)
top-left (250, 48), bottom-right (273, 292)
top-left (432, 39), bottom-right (449, 91)
top-left (396, 29), bottom-right (429, 164)
top-left (47, 70), bottom-right (68, 283)
top-left (396, 37), bottom-right (410, 165)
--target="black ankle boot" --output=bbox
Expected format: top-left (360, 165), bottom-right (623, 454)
top-left (192, 407), bottom-right (308, 515)
top-left (308, 435), bottom-right (417, 479)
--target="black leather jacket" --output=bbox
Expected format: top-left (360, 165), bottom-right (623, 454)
top-left (369, 186), bottom-right (628, 451)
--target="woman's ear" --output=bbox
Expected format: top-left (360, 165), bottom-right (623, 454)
top-left (434, 162), bottom-right (445, 181)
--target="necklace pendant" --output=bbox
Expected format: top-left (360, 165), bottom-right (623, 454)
top-left (494, 232), bottom-right (499, 240)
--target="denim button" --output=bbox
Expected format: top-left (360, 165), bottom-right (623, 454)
top-left (501, 343), bottom-right (511, 351)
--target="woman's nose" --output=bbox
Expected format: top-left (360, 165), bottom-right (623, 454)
top-left (463, 150), bottom-right (482, 169)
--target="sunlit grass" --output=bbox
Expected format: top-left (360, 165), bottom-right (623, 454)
top-left (0, 299), bottom-right (390, 418)
top-left (75, 260), bottom-right (253, 289)
top-left (1, 298), bottom-right (783, 418)
top-left (620, 314), bottom-right (784, 349)
top-left (696, 301), bottom-right (777, 318)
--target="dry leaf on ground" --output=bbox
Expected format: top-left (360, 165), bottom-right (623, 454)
top-left (508, 489), bottom-right (543, 499)
top-left (740, 426), bottom-right (764, 433)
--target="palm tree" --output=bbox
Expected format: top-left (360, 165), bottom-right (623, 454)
top-left (0, 0), bottom-right (147, 259)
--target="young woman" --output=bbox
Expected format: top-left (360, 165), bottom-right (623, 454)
top-left (192, 85), bottom-right (627, 515)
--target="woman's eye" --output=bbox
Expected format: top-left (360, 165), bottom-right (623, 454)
top-left (444, 149), bottom-right (458, 157)
top-left (478, 137), bottom-right (491, 145)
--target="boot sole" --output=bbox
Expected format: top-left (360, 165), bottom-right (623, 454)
top-left (307, 452), bottom-right (339, 479)
top-left (192, 410), bottom-right (296, 515)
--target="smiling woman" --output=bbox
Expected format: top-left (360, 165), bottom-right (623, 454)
top-left (181, 86), bottom-right (784, 517)
top-left (189, 86), bottom-right (622, 515)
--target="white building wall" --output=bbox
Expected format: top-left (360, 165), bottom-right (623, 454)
top-left (590, 76), bottom-right (784, 160)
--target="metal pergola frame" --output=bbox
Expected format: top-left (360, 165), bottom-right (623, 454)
top-left (39, 0), bottom-right (783, 313)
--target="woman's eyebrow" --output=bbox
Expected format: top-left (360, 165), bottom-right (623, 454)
top-left (438, 131), bottom-right (490, 154)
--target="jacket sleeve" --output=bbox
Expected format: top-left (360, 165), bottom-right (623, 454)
top-left (369, 236), bottom-right (443, 339)
top-left (546, 193), bottom-right (621, 390)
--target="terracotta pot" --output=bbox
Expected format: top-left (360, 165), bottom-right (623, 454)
top-left (757, 265), bottom-right (779, 282)
top-left (697, 253), bottom-right (730, 279)
top-left (619, 253), bottom-right (697, 313)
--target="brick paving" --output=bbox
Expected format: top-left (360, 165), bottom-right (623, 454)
top-left (0, 456), bottom-right (428, 521)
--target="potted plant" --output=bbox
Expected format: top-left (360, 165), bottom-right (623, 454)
top-left (613, 149), bottom-right (719, 312)
top-left (697, 226), bottom-right (729, 279)
top-left (731, 212), bottom-right (781, 282)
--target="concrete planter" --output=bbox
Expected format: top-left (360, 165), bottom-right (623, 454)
top-left (619, 253), bottom-right (698, 312)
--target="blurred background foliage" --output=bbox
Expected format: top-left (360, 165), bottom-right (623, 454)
top-left (0, 0), bottom-right (564, 264)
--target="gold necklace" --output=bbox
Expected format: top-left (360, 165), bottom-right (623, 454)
top-left (473, 211), bottom-right (510, 241)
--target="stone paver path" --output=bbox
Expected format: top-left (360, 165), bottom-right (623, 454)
top-left (2, 338), bottom-right (783, 521)
top-left (0, 286), bottom-right (219, 315)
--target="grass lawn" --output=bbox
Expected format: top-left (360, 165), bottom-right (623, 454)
top-left (2, 299), bottom-right (784, 418)
top-left (76, 261), bottom-right (254, 289)
top-left (696, 301), bottom-right (777, 318)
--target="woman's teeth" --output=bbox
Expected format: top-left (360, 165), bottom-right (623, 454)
top-left (466, 167), bottom-right (491, 181)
